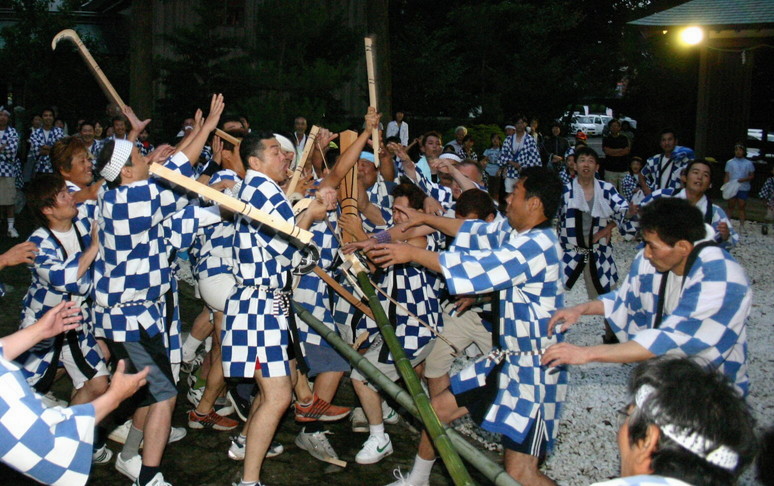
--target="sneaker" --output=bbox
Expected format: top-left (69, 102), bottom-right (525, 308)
top-left (133, 472), bottom-right (171, 486)
top-left (382, 402), bottom-right (399, 425)
top-left (355, 433), bottom-right (393, 465)
top-left (7, 227), bottom-right (19, 238)
top-left (227, 388), bottom-right (251, 422)
top-left (228, 436), bottom-right (284, 460)
top-left (386, 468), bottom-right (429, 486)
top-left (188, 409), bottom-right (239, 431)
top-left (350, 407), bottom-right (368, 433)
top-left (115, 453), bottom-right (142, 481)
top-left (92, 444), bottom-right (113, 465)
top-left (181, 351), bottom-right (205, 374)
top-left (40, 391), bottom-right (68, 408)
top-left (108, 420), bottom-right (186, 446)
top-left (187, 384), bottom-right (204, 408)
top-left (295, 394), bottom-right (351, 422)
top-left (294, 428), bottom-right (339, 463)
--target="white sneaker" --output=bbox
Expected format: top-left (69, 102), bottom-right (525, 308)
top-left (108, 420), bottom-right (186, 446)
top-left (133, 472), bottom-right (171, 486)
top-left (382, 402), bottom-right (399, 424)
top-left (7, 227), bottom-right (19, 238)
top-left (350, 407), bottom-right (368, 433)
top-left (228, 436), bottom-right (283, 461)
top-left (386, 468), bottom-right (429, 486)
top-left (115, 453), bottom-right (142, 481)
top-left (214, 396), bottom-right (235, 417)
top-left (92, 444), bottom-right (113, 465)
top-left (187, 384), bottom-right (204, 407)
top-left (355, 433), bottom-right (393, 464)
top-left (295, 428), bottom-right (338, 463)
top-left (169, 426), bottom-right (187, 443)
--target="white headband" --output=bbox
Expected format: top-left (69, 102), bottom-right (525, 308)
top-left (635, 384), bottom-right (739, 471)
top-left (100, 139), bottom-right (134, 182)
top-left (274, 133), bottom-right (295, 153)
top-left (439, 153), bottom-right (462, 163)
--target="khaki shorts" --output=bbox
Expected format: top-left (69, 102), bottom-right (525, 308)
top-left (424, 301), bottom-right (493, 379)
top-left (350, 337), bottom-right (435, 391)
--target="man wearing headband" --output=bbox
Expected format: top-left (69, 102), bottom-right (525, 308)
top-left (0, 106), bottom-right (20, 237)
top-left (498, 114), bottom-right (541, 194)
top-left (544, 198), bottom-right (750, 397)
top-left (92, 97), bottom-right (224, 486)
top-left (591, 356), bottom-right (755, 485)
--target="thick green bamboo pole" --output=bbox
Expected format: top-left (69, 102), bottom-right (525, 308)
top-left (292, 301), bottom-right (521, 486)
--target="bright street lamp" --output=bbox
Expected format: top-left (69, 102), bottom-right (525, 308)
top-left (680, 26), bottom-right (704, 45)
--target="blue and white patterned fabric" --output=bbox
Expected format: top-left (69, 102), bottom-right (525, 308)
top-left (557, 167), bottom-right (572, 186)
top-left (640, 188), bottom-right (738, 249)
top-left (558, 178), bottom-right (633, 293)
top-left (759, 176), bottom-right (774, 211)
top-left (0, 126), bottom-right (19, 178)
top-left (620, 173), bottom-right (639, 202)
top-left (642, 151), bottom-right (690, 191)
top-left (441, 219), bottom-right (567, 447)
top-left (397, 159), bottom-right (454, 213)
top-left (362, 174), bottom-right (394, 233)
top-left (84, 140), bottom-right (102, 158)
top-left (222, 169), bottom-right (303, 378)
top-left (0, 343), bottom-right (96, 486)
top-left (15, 205), bottom-right (105, 386)
top-left (30, 127), bottom-right (64, 174)
top-left (138, 142), bottom-right (155, 157)
top-left (91, 153), bottom-right (205, 344)
top-left (497, 133), bottom-right (541, 180)
top-left (591, 475), bottom-right (692, 486)
top-left (193, 146), bottom-right (213, 178)
top-left (600, 246), bottom-right (750, 396)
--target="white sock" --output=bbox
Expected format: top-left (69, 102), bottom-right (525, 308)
top-left (408, 455), bottom-right (435, 485)
top-left (7, 218), bottom-right (14, 229)
top-left (204, 335), bottom-right (213, 352)
top-left (369, 423), bottom-right (386, 440)
top-left (182, 335), bottom-right (203, 362)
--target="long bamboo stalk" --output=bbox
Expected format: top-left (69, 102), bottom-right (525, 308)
top-left (292, 301), bottom-right (520, 486)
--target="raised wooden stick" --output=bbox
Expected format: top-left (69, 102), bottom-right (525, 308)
top-left (286, 125), bottom-right (320, 196)
top-left (214, 128), bottom-right (240, 146)
top-left (364, 37), bottom-right (380, 167)
top-left (149, 163), bottom-right (313, 245)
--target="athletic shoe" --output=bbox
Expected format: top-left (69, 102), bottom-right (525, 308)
top-left (227, 388), bottom-right (251, 422)
top-left (7, 227), bottom-right (19, 238)
top-left (214, 396), bottom-right (235, 417)
top-left (187, 409), bottom-right (239, 431)
top-left (169, 426), bottom-right (187, 443)
top-left (386, 468), bottom-right (429, 486)
top-left (187, 384), bottom-right (204, 408)
top-left (181, 351), bottom-right (205, 374)
top-left (228, 436), bottom-right (284, 461)
top-left (294, 394), bottom-right (351, 422)
top-left (133, 472), bottom-right (171, 486)
top-left (355, 433), bottom-right (393, 464)
top-left (350, 407), bottom-right (368, 433)
top-left (382, 402), bottom-right (399, 424)
top-left (115, 453), bottom-right (142, 481)
top-left (92, 444), bottom-right (113, 465)
top-left (108, 420), bottom-right (186, 446)
top-left (294, 428), bottom-right (339, 462)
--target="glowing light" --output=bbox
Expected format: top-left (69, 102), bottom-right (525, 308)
top-left (681, 26), bottom-right (704, 45)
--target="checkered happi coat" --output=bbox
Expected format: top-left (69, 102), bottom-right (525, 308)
top-left (558, 179), bottom-right (632, 294)
top-left (642, 151), bottom-right (690, 191)
top-left (222, 169), bottom-right (302, 378)
top-left (16, 211), bottom-right (105, 385)
top-left (0, 344), bottom-right (95, 486)
top-left (92, 153), bottom-right (197, 343)
top-left (600, 247), bottom-right (750, 396)
top-left (498, 133), bottom-right (541, 179)
top-left (30, 127), bottom-right (64, 174)
top-left (0, 126), bottom-right (19, 178)
top-left (440, 219), bottom-right (567, 447)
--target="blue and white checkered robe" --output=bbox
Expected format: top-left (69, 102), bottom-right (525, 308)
top-left (30, 127), bottom-right (64, 174)
top-left (620, 173), bottom-right (640, 202)
top-left (91, 153), bottom-right (202, 345)
top-left (361, 175), bottom-right (394, 233)
top-left (759, 176), bottom-right (774, 212)
top-left (222, 169), bottom-right (303, 378)
top-left (85, 140), bottom-right (102, 158)
top-left (498, 133), bottom-right (541, 180)
top-left (641, 188), bottom-right (739, 249)
top-left (557, 167), bottom-right (572, 186)
top-left (600, 246), bottom-right (750, 396)
top-left (138, 142), bottom-right (155, 157)
top-left (0, 126), bottom-right (19, 178)
top-left (441, 220), bottom-right (567, 447)
top-left (642, 151), bottom-right (690, 191)
top-left (0, 344), bottom-right (95, 486)
top-left (15, 208), bottom-right (105, 386)
top-left (590, 475), bottom-right (692, 486)
top-left (559, 179), bottom-right (632, 294)
top-left (398, 160), bottom-right (455, 213)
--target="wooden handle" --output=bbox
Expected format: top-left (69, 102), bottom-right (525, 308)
top-left (214, 128), bottom-right (240, 146)
top-left (364, 37), bottom-right (380, 168)
top-left (312, 266), bottom-right (374, 320)
top-left (149, 164), bottom-right (313, 245)
top-left (286, 125), bottom-right (320, 195)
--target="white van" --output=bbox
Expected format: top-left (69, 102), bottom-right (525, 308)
top-left (570, 115), bottom-right (606, 136)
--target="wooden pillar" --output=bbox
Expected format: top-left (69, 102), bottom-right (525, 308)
top-left (129, 0), bottom-right (154, 118)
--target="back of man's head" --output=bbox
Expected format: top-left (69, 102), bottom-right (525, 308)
top-left (455, 189), bottom-right (496, 221)
top-left (639, 198), bottom-right (705, 246)
top-left (626, 356), bottom-right (756, 486)
top-left (520, 166), bottom-right (563, 221)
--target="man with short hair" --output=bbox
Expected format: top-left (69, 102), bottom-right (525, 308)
top-left (0, 107), bottom-right (20, 237)
top-left (30, 108), bottom-right (64, 175)
top-left (590, 356), bottom-right (756, 486)
top-left (498, 115), bottom-right (541, 194)
top-left (386, 111), bottom-right (409, 146)
top-left (602, 119), bottom-right (631, 192)
top-left (641, 129), bottom-right (691, 191)
top-left (444, 126), bottom-right (467, 159)
top-left (543, 197), bottom-right (751, 397)
top-left (293, 116), bottom-right (308, 162)
top-left (79, 120), bottom-right (102, 158)
top-left (724, 143), bottom-right (755, 231)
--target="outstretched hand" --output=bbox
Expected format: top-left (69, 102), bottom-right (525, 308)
top-left (392, 204), bottom-right (428, 231)
top-left (108, 360), bottom-right (150, 403)
top-left (0, 241), bottom-right (38, 269)
top-left (34, 301), bottom-right (83, 340)
top-left (122, 105), bottom-right (151, 135)
top-left (203, 93), bottom-right (225, 132)
top-left (369, 242), bottom-right (413, 268)
top-left (547, 307), bottom-right (583, 337)
top-left (147, 144), bottom-right (175, 165)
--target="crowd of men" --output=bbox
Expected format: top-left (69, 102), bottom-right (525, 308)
top-left (0, 102), bottom-right (764, 486)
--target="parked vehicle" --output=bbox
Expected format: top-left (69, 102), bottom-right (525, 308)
top-left (747, 128), bottom-right (774, 161)
top-left (570, 114), bottom-right (606, 136)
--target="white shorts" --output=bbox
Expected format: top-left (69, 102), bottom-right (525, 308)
top-left (198, 273), bottom-right (236, 313)
top-left (61, 338), bottom-right (110, 390)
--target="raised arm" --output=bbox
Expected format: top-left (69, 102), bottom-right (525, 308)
top-left (319, 107), bottom-right (379, 190)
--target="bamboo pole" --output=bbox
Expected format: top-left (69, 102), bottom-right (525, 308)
top-left (292, 302), bottom-right (520, 486)
top-left (364, 37), bottom-right (380, 168)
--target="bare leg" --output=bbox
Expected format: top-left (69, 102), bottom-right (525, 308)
top-left (417, 388), bottom-right (469, 460)
top-left (141, 396), bottom-right (176, 467)
top-left (311, 371), bottom-right (344, 403)
top-left (70, 375), bottom-right (109, 405)
top-left (352, 378), bottom-right (383, 426)
top-left (504, 449), bottom-right (556, 486)
top-left (195, 312), bottom-right (226, 414)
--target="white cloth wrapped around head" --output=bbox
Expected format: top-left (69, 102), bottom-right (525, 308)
top-left (100, 139), bottom-right (134, 182)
